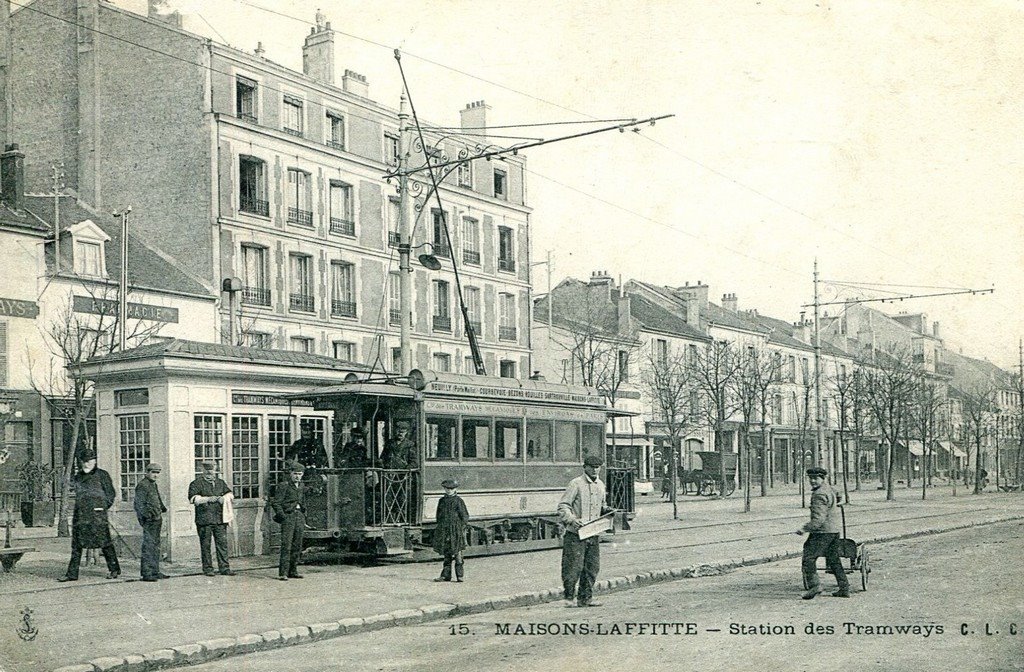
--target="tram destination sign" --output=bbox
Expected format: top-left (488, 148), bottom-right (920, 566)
top-left (73, 295), bottom-right (179, 323)
top-left (423, 381), bottom-right (604, 406)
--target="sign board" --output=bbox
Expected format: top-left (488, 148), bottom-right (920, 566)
top-left (73, 295), bottom-right (179, 324)
top-left (0, 296), bottom-right (40, 319)
top-left (423, 380), bottom-right (604, 407)
top-left (231, 392), bottom-right (313, 407)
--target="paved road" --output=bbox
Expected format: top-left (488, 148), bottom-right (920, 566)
top-left (187, 520), bottom-right (1024, 672)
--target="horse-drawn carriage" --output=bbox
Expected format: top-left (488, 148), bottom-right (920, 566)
top-left (680, 451), bottom-right (738, 497)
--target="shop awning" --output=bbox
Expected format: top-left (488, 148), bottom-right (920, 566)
top-left (906, 440), bottom-right (924, 456)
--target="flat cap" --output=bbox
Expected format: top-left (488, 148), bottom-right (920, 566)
top-left (349, 427), bottom-right (365, 437)
top-left (583, 454), bottom-right (603, 467)
top-left (806, 466), bottom-right (828, 477)
top-left (146, 462), bottom-right (162, 473)
top-left (289, 461), bottom-right (306, 473)
top-left (201, 460), bottom-right (217, 470)
top-left (440, 478), bottom-right (458, 489)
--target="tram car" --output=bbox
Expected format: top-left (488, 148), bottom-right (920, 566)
top-left (285, 369), bottom-right (635, 558)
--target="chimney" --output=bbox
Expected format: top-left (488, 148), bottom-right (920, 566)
top-left (460, 100), bottom-right (490, 141)
top-left (147, 0), bottom-right (182, 29)
top-left (932, 321), bottom-right (941, 340)
top-left (675, 280), bottom-right (708, 324)
top-left (1, 143), bottom-right (25, 211)
top-left (589, 270), bottom-right (614, 301)
top-left (722, 292), bottom-right (738, 312)
top-left (342, 69), bottom-right (369, 98)
top-left (302, 11), bottom-right (335, 84)
top-left (618, 293), bottom-right (632, 335)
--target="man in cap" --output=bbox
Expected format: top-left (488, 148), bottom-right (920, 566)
top-left (797, 466), bottom-right (850, 599)
top-left (270, 462), bottom-right (307, 580)
top-left (188, 461), bottom-right (236, 577)
top-left (134, 462), bottom-right (168, 582)
top-left (285, 422), bottom-right (328, 470)
top-left (557, 454), bottom-right (612, 607)
top-left (334, 427), bottom-right (368, 469)
top-left (380, 420), bottom-right (416, 469)
top-left (58, 449), bottom-right (121, 581)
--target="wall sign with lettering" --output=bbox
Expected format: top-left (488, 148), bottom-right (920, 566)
top-left (72, 295), bottom-right (179, 324)
top-left (0, 297), bottom-right (40, 319)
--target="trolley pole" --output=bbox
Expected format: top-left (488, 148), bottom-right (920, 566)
top-left (397, 93), bottom-right (413, 375)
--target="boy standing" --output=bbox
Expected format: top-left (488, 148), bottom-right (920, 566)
top-left (432, 478), bottom-right (469, 582)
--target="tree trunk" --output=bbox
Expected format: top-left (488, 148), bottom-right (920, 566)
top-left (57, 410), bottom-right (85, 537)
top-left (743, 432), bottom-right (751, 513)
top-left (885, 439), bottom-right (895, 501)
top-left (973, 437), bottom-right (984, 495)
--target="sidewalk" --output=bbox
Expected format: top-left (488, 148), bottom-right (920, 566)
top-left (1, 485), bottom-right (1019, 672)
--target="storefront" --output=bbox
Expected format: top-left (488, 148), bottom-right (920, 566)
top-left (78, 339), bottom-right (368, 561)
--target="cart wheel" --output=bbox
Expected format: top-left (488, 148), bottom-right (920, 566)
top-left (860, 546), bottom-right (870, 591)
top-left (725, 479), bottom-right (736, 497)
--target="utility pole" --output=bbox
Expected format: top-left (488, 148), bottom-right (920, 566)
top-left (51, 164), bottom-right (64, 273)
top-left (113, 207), bottom-right (131, 351)
top-left (397, 94), bottom-right (413, 376)
top-left (812, 259), bottom-right (824, 466)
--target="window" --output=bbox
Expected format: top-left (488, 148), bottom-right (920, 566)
top-left (687, 344), bottom-right (698, 367)
top-left (236, 76), bottom-right (258, 122)
top-left (286, 169), bottom-right (312, 226)
top-left (433, 280), bottom-right (451, 331)
top-left (387, 198), bottom-right (401, 248)
top-left (240, 245), bottom-right (270, 306)
top-left (655, 339), bottom-right (668, 366)
top-left (772, 394), bottom-right (783, 424)
top-left (74, 241), bottom-right (102, 276)
top-left (499, 293), bottom-right (516, 341)
top-left (193, 415), bottom-right (224, 478)
top-left (461, 418), bottom-right (490, 459)
top-left (431, 209), bottom-right (450, 258)
top-left (326, 111), bottom-right (345, 150)
top-left (457, 161), bottom-right (472, 188)
top-left (388, 272), bottom-right (401, 325)
top-left (290, 336), bottom-right (313, 353)
top-left (840, 364), bottom-right (847, 381)
top-left (289, 254), bottom-right (314, 312)
top-left (329, 182), bottom-right (354, 236)
top-left (801, 358), bottom-right (810, 385)
top-left (526, 420), bottom-right (552, 460)
top-left (115, 388), bottom-right (149, 407)
top-left (495, 419), bottom-right (521, 459)
top-left (464, 356), bottom-right (478, 374)
top-left (384, 132), bottom-right (400, 165)
top-left (465, 286), bottom-right (481, 336)
top-left (554, 421), bottom-right (579, 462)
top-left (268, 417), bottom-right (291, 484)
top-left (462, 217), bottom-right (480, 265)
top-left (283, 95), bottom-right (303, 136)
top-left (617, 350), bottom-right (630, 383)
top-left (497, 226), bottom-right (515, 272)
top-left (391, 347), bottom-right (402, 373)
top-left (493, 168), bottom-right (507, 199)
top-left (231, 416), bottom-right (260, 499)
top-left (243, 331), bottom-right (272, 349)
top-left (582, 424), bottom-right (603, 463)
top-left (500, 359), bottom-right (516, 379)
top-left (333, 341), bottom-right (355, 361)
top-left (118, 414), bottom-right (150, 501)
top-left (425, 415), bottom-right (457, 460)
top-left (788, 355), bottom-right (797, 382)
top-left (330, 261), bottom-right (356, 317)
top-left (772, 351), bottom-right (783, 381)
top-left (432, 352), bottom-right (451, 372)
top-left (239, 156), bottom-right (268, 216)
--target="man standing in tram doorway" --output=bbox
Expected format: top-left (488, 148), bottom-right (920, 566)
top-left (558, 454), bottom-right (611, 607)
top-left (797, 466), bottom-right (850, 599)
top-left (58, 449), bottom-right (121, 582)
top-left (381, 421), bottom-right (416, 469)
top-left (188, 461), bottom-right (236, 577)
top-left (286, 422), bottom-right (328, 469)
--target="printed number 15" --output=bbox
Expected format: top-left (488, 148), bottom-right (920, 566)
top-left (449, 623), bottom-right (471, 635)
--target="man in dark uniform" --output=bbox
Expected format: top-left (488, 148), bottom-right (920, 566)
top-left (188, 461), bottom-right (236, 577)
top-left (334, 427), bottom-right (368, 469)
top-left (58, 449), bottom-right (121, 581)
top-left (380, 421), bottom-right (416, 469)
top-left (286, 424), bottom-right (328, 469)
top-left (134, 462), bottom-right (168, 582)
top-left (797, 466), bottom-right (850, 599)
top-left (271, 462), bottom-right (306, 581)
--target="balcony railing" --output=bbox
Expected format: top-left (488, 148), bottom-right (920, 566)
top-left (239, 195), bottom-right (269, 217)
top-left (326, 139), bottom-right (346, 151)
top-left (283, 126), bottom-right (304, 138)
top-left (389, 309), bottom-right (402, 325)
top-left (498, 257), bottom-right (516, 272)
top-left (499, 325), bottom-right (517, 342)
top-left (433, 242), bottom-right (451, 259)
top-left (462, 249), bottom-right (481, 265)
top-left (241, 286), bottom-right (271, 307)
top-left (331, 300), bottom-right (357, 318)
top-left (237, 112), bottom-right (258, 124)
top-left (288, 207), bottom-right (313, 227)
top-left (289, 293), bottom-right (315, 313)
top-left (433, 315), bottom-right (452, 332)
top-left (329, 217), bottom-right (355, 236)
top-left (387, 231), bottom-right (401, 248)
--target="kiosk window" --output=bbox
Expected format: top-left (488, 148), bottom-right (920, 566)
top-left (495, 420), bottom-right (521, 459)
top-left (526, 420), bottom-right (552, 461)
top-left (554, 421), bottom-right (580, 462)
top-left (426, 416), bottom-right (457, 460)
top-left (582, 424), bottom-right (604, 462)
top-left (461, 418), bottom-right (490, 459)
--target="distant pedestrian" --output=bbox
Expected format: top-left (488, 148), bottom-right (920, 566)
top-left (271, 462), bottom-right (306, 581)
top-left (134, 462), bottom-right (168, 582)
top-left (432, 479), bottom-right (469, 582)
top-left (660, 463), bottom-right (671, 500)
top-left (797, 466), bottom-right (850, 599)
top-left (58, 449), bottom-right (121, 582)
top-left (188, 461), bottom-right (236, 577)
top-left (558, 454), bottom-right (611, 607)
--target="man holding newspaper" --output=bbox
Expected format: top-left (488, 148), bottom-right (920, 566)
top-left (558, 454), bottom-right (614, 608)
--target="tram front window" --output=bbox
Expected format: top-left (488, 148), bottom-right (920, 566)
top-left (461, 418), bottom-right (490, 459)
top-left (426, 415), bottom-right (457, 461)
top-left (495, 420), bottom-right (521, 459)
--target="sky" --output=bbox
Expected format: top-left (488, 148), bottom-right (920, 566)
top-left (130, 0), bottom-right (1022, 367)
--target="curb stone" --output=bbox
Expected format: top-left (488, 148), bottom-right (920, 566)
top-left (50, 514), bottom-right (1024, 672)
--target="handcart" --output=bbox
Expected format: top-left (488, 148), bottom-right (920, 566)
top-left (804, 504), bottom-right (871, 591)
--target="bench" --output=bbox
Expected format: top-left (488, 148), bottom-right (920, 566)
top-left (0, 546), bottom-right (35, 572)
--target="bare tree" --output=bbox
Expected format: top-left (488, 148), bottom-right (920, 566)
top-left (690, 341), bottom-right (742, 498)
top-left (829, 362), bottom-right (854, 504)
top-left (30, 284), bottom-right (164, 536)
top-left (861, 347), bottom-right (916, 501)
top-left (642, 347), bottom-right (696, 520)
top-left (909, 375), bottom-right (945, 501)
top-left (792, 382), bottom-right (813, 507)
top-left (732, 348), bottom-right (781, 511)
top-left (957, 384), bottom-right (997, 496)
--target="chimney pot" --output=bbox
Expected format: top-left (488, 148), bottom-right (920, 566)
top-left (303, 13), bottom-right (336, 84)
top-left (1, 144), bottom-right (26, 211)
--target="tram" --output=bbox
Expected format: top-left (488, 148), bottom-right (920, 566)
top-left (286, 369), bottom-right (635, 558)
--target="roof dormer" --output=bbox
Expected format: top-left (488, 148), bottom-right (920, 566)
top-left (69, 219), bottom-right (111, 278)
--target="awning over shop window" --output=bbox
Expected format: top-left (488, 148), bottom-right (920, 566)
top-left (906, 440), bottom-right (924, 456)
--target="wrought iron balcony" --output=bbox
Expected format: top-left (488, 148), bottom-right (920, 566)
top-left (498, 257), bottom-right (516, 272)
top-left (329, 217), bottom-right (355, 236)
top-left (289, 293), bottom-right (315, 313)
top-left (288, 207), bottom-right (313, 227)
top-left (389, 309), bottom-right (402, 325)
top-left (433, 242), bottom-right (451, 259)
top-left (241, 286), bottom-right (271, 307)
top-left (283, 126), bottom-right (303, 138)
top-left (499, 325), bottom-right (517, 342)
top-left (387, 231), bottom-right (401, 248)
top-left (433, 315), bottom-right (452, 332)
top-left (327, 139), bottom-right (346, 151)
top-left (237, 112), bottom-right (258, 124)
top-left (463, 249), bottom-right (481, 265)
top-left (331, 300), bottom-right (357, 318)
top-left (239, 195), bottom-right (269, 217)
